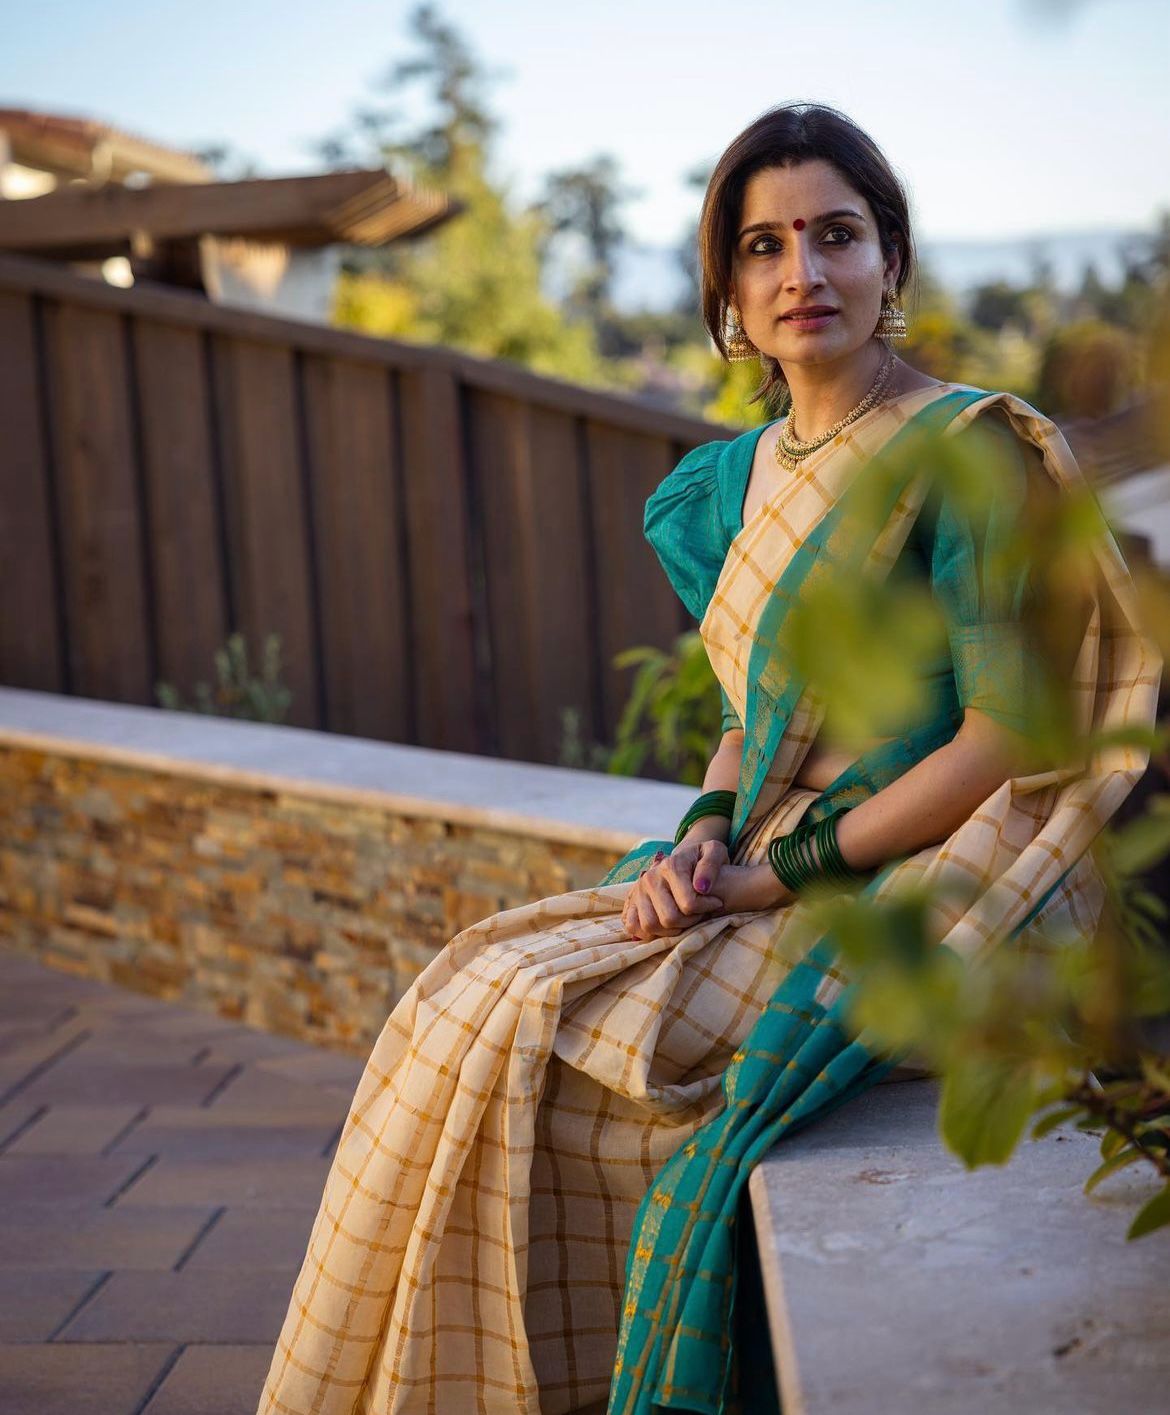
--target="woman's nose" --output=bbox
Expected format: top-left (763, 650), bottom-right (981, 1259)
top-left (781, 236), bottom-right (825, 291)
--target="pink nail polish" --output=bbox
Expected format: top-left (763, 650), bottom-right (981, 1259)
top-left (695, 879), bottom-right (708, 893)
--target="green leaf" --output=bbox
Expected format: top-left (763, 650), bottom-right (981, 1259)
top-left (1031, 1104), bottom-right (1083, 1140)
top-left (1126, 1183), bottom-right (1170, 1240)
top-left (1108, 810), bottom-right (1170, 876)
top-left (939, 1058), bottom-right (1039, 1168)
top-left (1100, 1127), bottom-right (1130, 1161)
top-left (1084, 1146), bottom-right (1143, 1194)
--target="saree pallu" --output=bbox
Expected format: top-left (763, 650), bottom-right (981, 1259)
top-left (257, 384), bottom-right (1160, 1415)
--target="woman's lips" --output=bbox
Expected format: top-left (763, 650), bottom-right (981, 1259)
top-left (781, 310), bottom-right (838, 331)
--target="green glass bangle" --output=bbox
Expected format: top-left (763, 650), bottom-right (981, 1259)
top-left (673, 789), bottom-right (737, 846)
top-left (819, 809), bottom-right (863, 885)
top-left (767, 808), bottom-right (862, 894)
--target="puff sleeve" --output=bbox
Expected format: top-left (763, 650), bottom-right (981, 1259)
top-left (928, 411), bottom-right (1038, 733)
top-left (643, 440), bottom-right (733, 623)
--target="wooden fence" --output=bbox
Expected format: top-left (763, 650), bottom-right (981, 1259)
top-left (0, 253), bottom-right (730, 766)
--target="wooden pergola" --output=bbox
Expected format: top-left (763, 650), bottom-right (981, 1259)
top-left (0, 166), bottom-right (460, 292)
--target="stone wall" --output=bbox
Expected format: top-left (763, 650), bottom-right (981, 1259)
top-left (0, 689), bottom-right (691, 1053)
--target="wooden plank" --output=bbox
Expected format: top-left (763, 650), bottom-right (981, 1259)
top-left (301, 355), bottom-right (410, 742)
top-left (43, 301), bottom-right (152, 703)
top-left (209, 335), bottom-right (319, 728)
top-left (397, 364), bottom-right (480, 753)
top-left (0, 254), bottom-right (727, 445)
top-left (470, 391), bottom-right (598, 764)
top-left (132, 319), bottom-right (230, 709)
top-left (584, 424), bottom-right (679, 748)
top-left (0, 290), bottom-right (64, 691)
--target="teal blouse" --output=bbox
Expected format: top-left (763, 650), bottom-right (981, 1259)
top-left (643, 410), bottom-right (1035, 739)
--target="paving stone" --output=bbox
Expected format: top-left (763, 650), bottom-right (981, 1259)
top-left (181, 1206), bottom-right (317, 1271)
top-left (253, 1049), bottom-right (365, 1089)
top-left (190, 1030), bottom-right (311, 1064)
top-left (0, 1099), bottom-right (46, 1149)
top-left (0, 1011), bottom-right (79, 1054)
top-left (4, 1103), bottom-right (144, 1155)
top-left (116, 1155), bottom-right (334, 1209)
top-left (18, 1057), bottom-right (239, 1107)
top-left (0, 1268), bottom-right (106, 1340)
top-left (66, 1033), bottom-right (218, 1068)
top-left (200, 1063), bottom-right (352, 1120)
top-left (0, 1341), bottom-right (177, 1415)
top-left (110, 1121), bottom-right (339, 1161)
top-left (0, 1200), bottom-right (215, 1269)
top-left (58, 1268), bottom-right (295, 1343)
top-left (143, 1343), bottom-right (273, 1415)
top-left (0, 1153), bottom-right (150, 1206)
top-left (0, 1026), bottom-right (91, 1101)
top-left (128, 1101), bottom-right (344, 1133)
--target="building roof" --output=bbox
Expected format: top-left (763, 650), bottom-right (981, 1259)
top-left (0, 105), bottom-right (214, 184)
top-left (0, 168), bottom-right (459, 260)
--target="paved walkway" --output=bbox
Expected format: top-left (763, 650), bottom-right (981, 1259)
top-left (0, 946), bottom-right (363, 1415)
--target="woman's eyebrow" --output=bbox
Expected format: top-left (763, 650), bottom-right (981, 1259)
top-left (738, 208), bottom-right (866, 239)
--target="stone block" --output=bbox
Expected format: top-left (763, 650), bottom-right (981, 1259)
top-left (748, 1077), bottom-right (1170, 1415)
top-left (181, 1206), bottom-right (317, 1271)
top-left (0, 1200), bottom-right (215, 1269)
top-left (0, 1268), bottom-right (106, 1340)
top-left (58, 1268), bottom-right (294, 1343)
top-left (143, 1343), bottom-right (274, 1415)
top-left (18, 1057), bottom-right (239, 1108)
top-left (0, 1153), bottom-right (149, 1206)
top-left (115, 1155), bottom-right (333, 1209)
top-left (4, 1104), bottom-right (144, 1155)
top-left (0, 1342), bottom-right (176, 1415)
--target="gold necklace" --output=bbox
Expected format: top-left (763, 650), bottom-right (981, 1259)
top-left (773, 348), bottom-right (898, 473)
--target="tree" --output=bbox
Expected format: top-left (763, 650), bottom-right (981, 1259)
top-left (317, 4), bottom-right (612, 385)
top-left (534, 154), bottom-right (639, 334)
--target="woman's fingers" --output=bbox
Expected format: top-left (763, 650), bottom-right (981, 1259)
top-left (661, 850), bottom-right (721, 919)
top-left (692, 839), bottom-right (728, 895)
top-left (645, 869), bottom-right (722, 934)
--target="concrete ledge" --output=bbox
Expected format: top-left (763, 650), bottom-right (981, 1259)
top-left (0, 688), bottom-right (693, 854)
top-left (749, 1077), bottom-right (1170, 1414)
top-left (0, 688), bottom-right (695, 1050)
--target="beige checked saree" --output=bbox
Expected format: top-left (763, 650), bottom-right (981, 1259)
top-left (258, 383), bottom-right (1159, 1415)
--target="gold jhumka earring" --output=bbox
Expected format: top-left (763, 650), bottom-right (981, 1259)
top-left (724, 305), bottom-right (759, 361)
top-left (873, 289), bottom-right (909, 340)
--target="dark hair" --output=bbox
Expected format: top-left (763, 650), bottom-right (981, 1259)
top-left (698, 102), bottom-right (917, 412)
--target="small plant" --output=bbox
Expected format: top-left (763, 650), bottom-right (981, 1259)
top-left (606, 631), bottom-right (723, 786)
top-left (557, 705), bottom-right (615, 773)
top-left (156, 631), bottom-right (292, 723)
top-left (555, 635), bottom-right (723, 782)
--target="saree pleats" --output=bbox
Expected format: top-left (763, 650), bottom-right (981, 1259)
top-left (258, 383), bottom-right (1160, 1415)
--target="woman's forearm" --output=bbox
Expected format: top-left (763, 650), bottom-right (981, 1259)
top-left (833, 711), bottom-right (1027, 872)
top-left (678, 729), bottom-right (744, 846)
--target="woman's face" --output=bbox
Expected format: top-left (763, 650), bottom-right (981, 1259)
top-left (729, 158), bottom-right (899, 367)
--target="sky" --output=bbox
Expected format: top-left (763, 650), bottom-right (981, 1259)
top-left (3, 0), bottom-right (1168, 250)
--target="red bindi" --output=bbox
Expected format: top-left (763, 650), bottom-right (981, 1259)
top-left (792, 218), bottom-right (806, 230)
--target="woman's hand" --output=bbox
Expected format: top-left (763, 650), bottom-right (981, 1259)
top-left (622, 838), bottom-right (729, 941)
top-left (705, 862), bottom-right (793, 913)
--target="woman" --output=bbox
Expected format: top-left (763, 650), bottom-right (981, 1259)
top-left (258, 104), bottom-right (1159, 1415)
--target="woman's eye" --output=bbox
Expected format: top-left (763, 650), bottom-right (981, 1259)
top-left (749, 227), bottom-right (854, 254)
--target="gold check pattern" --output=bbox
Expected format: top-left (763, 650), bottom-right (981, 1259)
top-left (258, 385), bottom-right (1160, 1414)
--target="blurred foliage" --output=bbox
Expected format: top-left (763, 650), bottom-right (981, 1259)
top-left (606, 287), bottom-right (1170, 1237)
top-left (155, 632), bottom-right (292, 723)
